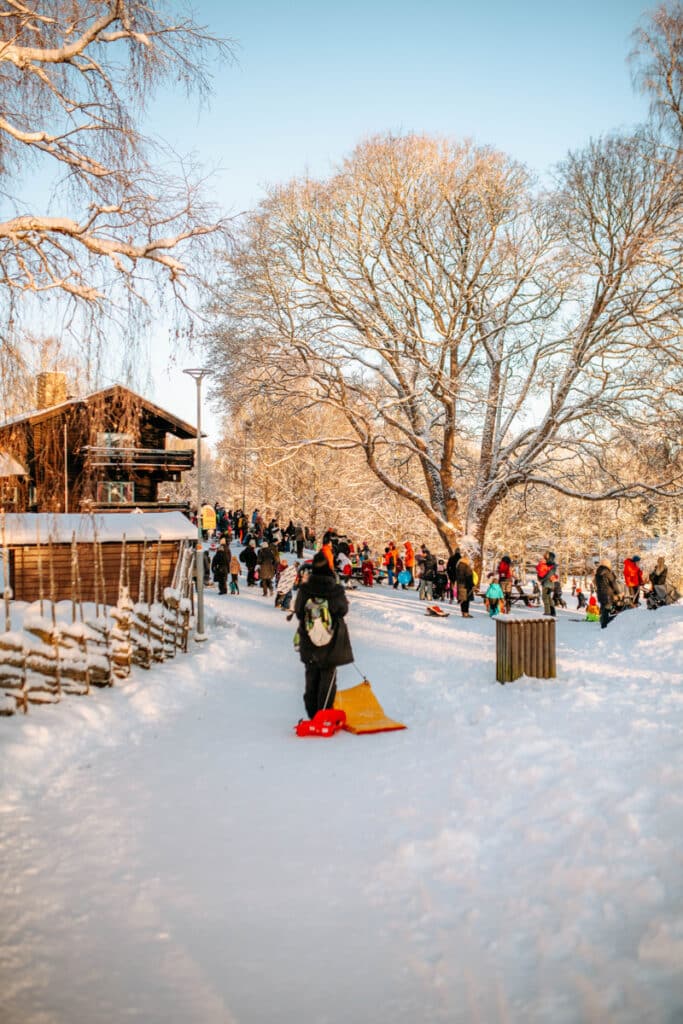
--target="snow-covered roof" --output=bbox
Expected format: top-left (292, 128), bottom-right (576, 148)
top-left (0, 511), bottom-right (197, 545)
top-left (0, 383), bottom-right (199, 439)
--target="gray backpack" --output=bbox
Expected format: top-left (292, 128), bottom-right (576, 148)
top-left (304, 596), bottom-right (334, 646)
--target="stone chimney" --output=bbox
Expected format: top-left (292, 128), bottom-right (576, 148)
top-left (36, 371), bottom-right (68, 409)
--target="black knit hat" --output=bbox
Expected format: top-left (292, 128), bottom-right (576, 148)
top-left (312, 552), bottom-right (334, 576)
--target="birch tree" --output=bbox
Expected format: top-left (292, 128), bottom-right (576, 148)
top-left (209, 129), bottom-right (682, 566)
top-left (0, 1), bottom-right (232, 366)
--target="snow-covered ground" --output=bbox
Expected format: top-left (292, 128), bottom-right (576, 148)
top-left (1, 565), bottom-right (682, 1024)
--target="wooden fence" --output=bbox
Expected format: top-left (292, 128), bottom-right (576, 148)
top-left (0, 541), bottom-right (196, 716)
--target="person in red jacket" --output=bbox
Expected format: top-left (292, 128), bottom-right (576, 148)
top-left (623, 555), bottom-right (644, 605)
top-left (498, 554), bottom-right (514, 612)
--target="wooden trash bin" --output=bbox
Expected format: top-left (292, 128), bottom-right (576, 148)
top-left (496, 616), bottom-right (556, 683)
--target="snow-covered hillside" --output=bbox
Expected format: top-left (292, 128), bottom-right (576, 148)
top-left (1, 574), bottom-right (682, 1023)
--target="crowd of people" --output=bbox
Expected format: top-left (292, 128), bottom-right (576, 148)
top-left (190, 505), bottom-right (315, 556)
top-left (192, 503), bottom-right (677, 719)
top-left (194, 503), bottom-right (675, 633)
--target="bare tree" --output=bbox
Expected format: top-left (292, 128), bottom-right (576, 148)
top-left (0, 1), bottom-right (233, 371)
top-left (209, 131), bottom-right (682, 568)
top-left (631, 0), bottom-right (683, 139)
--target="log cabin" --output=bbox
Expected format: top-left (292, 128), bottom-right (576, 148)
top-left (0, 374), bottom-right (198, 514)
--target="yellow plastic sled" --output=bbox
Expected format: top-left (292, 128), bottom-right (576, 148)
top-left (333, 679), bottom-right (406, 734)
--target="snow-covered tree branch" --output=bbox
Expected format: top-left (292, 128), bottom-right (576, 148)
top-left (0, 0), bottom-right (234, 360)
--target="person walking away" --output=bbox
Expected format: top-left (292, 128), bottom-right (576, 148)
top-left (229, 552), bottom-right (241, 594)
top-left (595, 557), bottom-right (620, 629)
top-left (294, 551), bottom-right (354, 718)
top-left (257, 542), bottom-right (277, 596)
top-left (294, 522), bottom-right (306, 559)
top-left (275, 561), bottom-right (299, 609)
top-left (211, 538), bottom-right (229, 594)
top-left (623, 555), bottom-right (644, 606)
top-left (497, 554), bottom-right (513, 613)
top-left (536, 550), bottom-right (558, 616)
top-left (455, 555), bottom-right (474, 617)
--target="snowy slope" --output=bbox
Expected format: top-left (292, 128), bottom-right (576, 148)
top-left (1, 574), bottom-right (682, 1024)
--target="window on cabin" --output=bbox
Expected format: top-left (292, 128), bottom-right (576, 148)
top-left (96, 481), bottom-right (134, 504)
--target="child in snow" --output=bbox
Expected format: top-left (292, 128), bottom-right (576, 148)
top-left (361, 559), bottom-right (375, 587)
top-left (552, 577), bottom-right (567, 609)
top-left (229, 554), bottom-right (241, 595)
top-left (485, 577), bottom-right (504, 616)
top-left (585, 595), bottom-right (600, 622)
top-left (275, 561), bottom-right (299, 609)
top-left (576, 587), bottom-right (587, 610)
top-left (433, 560), bottom-right (448, 601)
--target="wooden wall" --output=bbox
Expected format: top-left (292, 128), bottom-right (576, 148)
top-left (8, 541), bottom-right (185, 604)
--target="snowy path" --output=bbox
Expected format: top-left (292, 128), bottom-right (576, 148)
top-left (1, 584), bottom-right (682, 1023)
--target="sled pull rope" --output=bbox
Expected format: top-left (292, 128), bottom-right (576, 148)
top-left (352, 663), bottom-right (369, 682)
top-left (322, 668), bottom-right (338, 710)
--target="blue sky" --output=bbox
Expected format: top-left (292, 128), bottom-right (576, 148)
top-left (147, 0), bottom-right (651, 440)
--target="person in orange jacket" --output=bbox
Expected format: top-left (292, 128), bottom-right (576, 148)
top-left (383, 543), bottom-right (398, 587)
top-left (623, 555), bottom-right (643, 605)
top-left (403, 541), bottom-right (415, 587)
top-left (321, 532), bottom-right (336, 573)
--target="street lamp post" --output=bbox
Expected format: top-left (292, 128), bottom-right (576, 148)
top-left (241, 419), bottom-right (252, 512)
top-left (183, 367), bottom-right (210, 641)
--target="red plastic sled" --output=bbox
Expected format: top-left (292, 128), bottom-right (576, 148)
top-left (425, 605), bottom-right (450, 617)
top-left (295, 708), bottom-right (347, 737)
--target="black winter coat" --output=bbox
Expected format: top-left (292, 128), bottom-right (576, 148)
top-left (446, 552), bottom-right (461, 583)
top-left (595, 565), bottom-right (619, 606)
top-left (241, 546), bottom-right (258, 569)
top-left (294, 571), bottom-right (354, 668)
top-left (421, 553), bottom-right (437, 581)
top-left (211, 548), bottom-right (228, 578)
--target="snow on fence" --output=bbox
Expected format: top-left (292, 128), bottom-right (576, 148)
top-left (0, 513), bottom-right (197, 717)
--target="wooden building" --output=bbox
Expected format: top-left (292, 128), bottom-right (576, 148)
top-left (0, 375), bottom-right (197, 514)
top-left (1, 512), bottom-right (197, 604)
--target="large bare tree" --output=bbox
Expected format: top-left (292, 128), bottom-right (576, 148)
top-left (0, 0), bottom-right (232, 373)
top-left (209, 129), bottom-right (682, 565)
